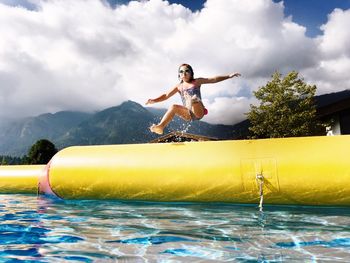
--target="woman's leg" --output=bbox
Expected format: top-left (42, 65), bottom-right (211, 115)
top-left (191, 102), bottom-right (205, 119)
top-left (150, 104), bottom-right (191, 134)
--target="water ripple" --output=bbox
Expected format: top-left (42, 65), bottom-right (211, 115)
top-left (276, 237), bottom-right (350, 248)
top-left (107, 235), bottom-right (198, 245)
top-left (2, 194), bottom-right (350, 262)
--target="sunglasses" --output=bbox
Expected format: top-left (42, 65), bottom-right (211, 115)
top-left (179, 69), bottom-right (191, 74)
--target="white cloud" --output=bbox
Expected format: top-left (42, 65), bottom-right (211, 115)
top-left (202, 96), bottom-right (253, 125)
top-left (318, 9), bottom-right (350, 58)
top-left (0, 0), bottom-right (349, 125)
top-left (301, 8), bottom-right (350, 94)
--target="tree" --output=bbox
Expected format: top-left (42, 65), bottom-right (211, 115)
top-left (0, 155), bottom-right (23, 165)
top-left (26, 139), bottom-right (58, 164)
top-left (247, 71), bottom-right (324, 138)
top-left (1, 156), bottom-right (8, 165)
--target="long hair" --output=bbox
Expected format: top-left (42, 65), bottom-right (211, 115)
top-left (178, 63), bottom-right (194, 82)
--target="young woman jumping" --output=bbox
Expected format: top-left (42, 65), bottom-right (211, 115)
top-left (146, 63), bottom-right (241, 135)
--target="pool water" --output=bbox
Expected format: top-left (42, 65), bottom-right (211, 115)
top-left (1, 194), bottom-right (350, 262)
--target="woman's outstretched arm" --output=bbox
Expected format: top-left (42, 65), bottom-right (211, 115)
top-left (146, 86), bottom-right (178, 105)
top-left (196, 72), bottom-right (241, 85)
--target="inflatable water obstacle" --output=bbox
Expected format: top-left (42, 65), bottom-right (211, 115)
top-left (1, 135), bottom-right (350, 206)
top-left (0, 165), bottom-right (45, 194)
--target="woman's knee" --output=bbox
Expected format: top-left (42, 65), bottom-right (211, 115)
top-left (171, 105), bottom-right (191, 121)
top-left (168, 104), bottom-right (182, 112)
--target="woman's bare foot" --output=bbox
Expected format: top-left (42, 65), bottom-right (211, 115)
top-left (150, 124), bottom-right (164, 135)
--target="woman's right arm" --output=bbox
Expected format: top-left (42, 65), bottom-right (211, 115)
top-left (146, 86), bottom-right (178, 105)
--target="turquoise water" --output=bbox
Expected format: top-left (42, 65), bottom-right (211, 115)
top-left (1, 194), bottom-right (350, 262)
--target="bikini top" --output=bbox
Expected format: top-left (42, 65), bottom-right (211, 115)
top-left (178, 80), bottom-right (202, 107)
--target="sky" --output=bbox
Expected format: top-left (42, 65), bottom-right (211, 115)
top-left (0, 0), bottom-right (349, 126)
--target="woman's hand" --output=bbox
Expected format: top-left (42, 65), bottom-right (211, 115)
top-left (145, 99), bottom-right (155, 105)
top-left (229, 72), bottom-right (241, 78)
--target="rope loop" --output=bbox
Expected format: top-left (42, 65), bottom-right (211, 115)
top-left (256, 173), bottom-right (264, 212)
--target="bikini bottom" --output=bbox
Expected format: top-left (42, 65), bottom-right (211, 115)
top-left (189, 110), bottom-right (202, 121)
top-left (188, 101), bottom-right (207, 121)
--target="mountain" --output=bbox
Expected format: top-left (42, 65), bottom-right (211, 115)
top-left (5, 87), bottom-right (345, 157)
top-left (0, 101), bottom-right (238, 156)
top-left (56, 101), bottom-right (158, 147)
top-left (56, 100), bottom-right (237, 147)
top-left (0, 111), bottom-right (92, 156)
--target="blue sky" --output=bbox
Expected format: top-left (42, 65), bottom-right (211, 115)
top-left (276, 0), bottom-right (350, 37)
top-left (3, 0), bottom-right (350, 38)
top-left (0, 0), bottom-right (350, 124)
top-left (5, 0), bottom-right (350, 37)
top-left (101, 0), bottom-right (350, 37)
top-left (165, 0), bottom-right (350, 37)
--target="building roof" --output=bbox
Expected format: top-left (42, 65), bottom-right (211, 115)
top-left (315, 89), bottom-right (350, 108)
top-left (149, 131), bottom-right (217, 143)
top-left (315, 89), bottom-right (350, 118)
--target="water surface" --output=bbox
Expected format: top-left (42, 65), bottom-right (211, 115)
top-left (1, 194), bottom-right (350, 262)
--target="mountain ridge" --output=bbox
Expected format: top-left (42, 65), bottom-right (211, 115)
top-left (0, 101), bottom-right (239, 156)
top-left (3, 88), bottom-right (345, 157)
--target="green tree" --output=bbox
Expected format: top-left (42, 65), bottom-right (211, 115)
top-left (247, 71), bottom-right (324, 138)
top-left (1, 156), bottom-right (8, 165)
top-left (26, 139), bottom-right (58, 164)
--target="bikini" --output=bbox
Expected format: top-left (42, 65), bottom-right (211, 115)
top-left (178, 81), bottom-right (208, 120)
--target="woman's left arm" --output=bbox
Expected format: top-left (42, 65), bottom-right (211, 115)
top-left (196, 72), bottom-right (241, 85)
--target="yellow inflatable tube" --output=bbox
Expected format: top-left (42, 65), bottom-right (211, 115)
top-left (0, 165), bottom-right (45, 194)
top-left (39, 135), bottom-right (350, 206)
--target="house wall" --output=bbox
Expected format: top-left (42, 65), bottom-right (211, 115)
top-left (340, 108), bottom-right (350, 134)
top-left (331, 120), bottom-right (341, 135)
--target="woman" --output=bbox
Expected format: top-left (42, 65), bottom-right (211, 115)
top-left (146, 63), bottom-right (241, 135)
